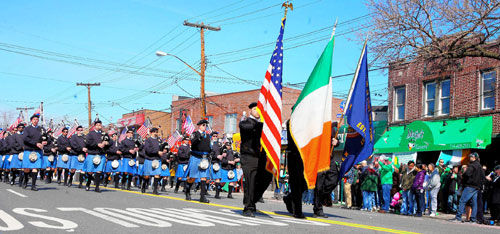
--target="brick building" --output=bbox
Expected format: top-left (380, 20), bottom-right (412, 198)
top-left (375, 53), bottom-right (500, 167)
top-left (117, 109), bottom-right (172, 139)
top-left (170, 87), bottom-right (344, 136)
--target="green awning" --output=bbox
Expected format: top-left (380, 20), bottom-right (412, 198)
top-left (374, 116), bottom-right (492, 154)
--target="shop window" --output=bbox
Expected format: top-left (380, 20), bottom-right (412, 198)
top-left (394, 86), bottom-right (405, 121)
top-left (424, 82), bottom-right (436, 117)
top-left (439, 80), bottom-right (450, 115)
top-left (176, 118), bottom-right (182, 132)
top-left (481, 70), bottom-right (496, 110)
top-left (224, 113), bottom-right (237, 134)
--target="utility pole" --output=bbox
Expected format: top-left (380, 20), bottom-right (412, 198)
top-left (16, 106), bottom-right (34, 121)
top-left (183, 20), bottom-right (220, 119)
top-left (76, 82), bottom-right (100, 127)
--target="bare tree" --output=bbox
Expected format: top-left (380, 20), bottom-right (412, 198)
top-left (0, 110), bottom-right (16, 129)
top-left (366, 0), bottom-right (500, 65)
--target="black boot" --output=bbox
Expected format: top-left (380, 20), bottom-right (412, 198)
top-left (31, 172), bottom-right (38, 191)
top-left (103, 174), bottom-right (108, 187)
top-left (120, 174), bottom-right (127, 189)
top-left (78, 173), bottom-right (84, 188)
top-left (174, 180), bottom-right (181, 193)
top-left (214, 182), bottom-right (221, 199)
top-left (205, 183), bottom-right (211, 196)
top-left (57, 169), bottom-right (62, 184)
top-left (4, 171), bottom-right (9, 183)
top-left (141, 179), bottom-right (147, 193)
top-left (40, 169), bottom-right (46, 183)
top-left (228, 185), bottom-right (234, 199)
top-left (63, 171), bottom-right (69, 186)
top-left (200, 180), bottom-right (210, 203)
top-left (85, 174), bottom-right (92, 191)
top-left (47, 171), bottom-right (53, 184)
top-left (185, 183), bottom-right (192, 200)
top-left (152, 178), bottom-right (159, 195)
top-left (95, 173), bottom-right (102, 193)
top-left (18, 171), bottom-right (24, 187)
top-left (10, 171), bottom-right (17, 186)
top-left (126, 175), bottom-right (132, 190)
top-left (23, 172), bottom-right (30, 189)
top-left (114, 174), bottom-right (120, 188)
top-left (161, 178), bottom-right (167, 192)
top-left (68, 172), bottom-right (74, 187)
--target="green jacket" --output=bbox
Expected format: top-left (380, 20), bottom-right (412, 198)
top-left (361, 169), bottom-right (379, 192)
top-left (379, 163), bottom-right (394, 185)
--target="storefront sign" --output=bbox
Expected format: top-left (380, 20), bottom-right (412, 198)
top-left (117, 114), bottom-right (145, 127)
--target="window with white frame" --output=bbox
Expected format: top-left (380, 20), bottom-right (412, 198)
top-left (439, 80), bottom-right (450, 115)
top-left (481, 70), bottom-right (496, 110)
top-left (224, 113), bottom-right (237, 134)
top-left (394, 87), bottom-right (405, 121)
top-left (176, 118), bottom-right (182, 132)
top-left (424, 82), bottom-right (436, 117)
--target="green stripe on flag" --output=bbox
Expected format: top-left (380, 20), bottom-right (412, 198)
top-left (292, 37), bottom-right (334, 111)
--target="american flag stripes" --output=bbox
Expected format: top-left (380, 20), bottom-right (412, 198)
top-left (257, 17), bottom-right (286, 180)
top-left (118, 127), bottom-right (128, 143)
top-left (182, 115), bottom-right (196, 135)
top-left (9, 112), bottom-right (23, 131)
top-left (167, 131), bottom-right (182, 147)
top-left (67, 120), bottom-right (79, 138)
top-left (53, 124), bottom-right (63, 138)
top-left (137, 118), bottom-right (152, 139)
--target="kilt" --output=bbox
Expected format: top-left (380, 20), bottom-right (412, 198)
top-left (104, 159), bottom-right (122, 173)
top-left (22, 150), bottom-right (43, 169)
top-left (220, 168), bottom-right (238, 183)
top-left (69, 155), bottom-right (85, 170)
top-left (2, 155), bottom-right (11, 169)
top-left (160, 164), bottom-right (170, 177)
top-left (143, 159), bottom-right (161, 176)
top-left (83, 154), bottom-right (105, 173)
top-left (175, 163), bottom-right (188, 180)
top-left (0, 155), bottom-right (2, 168)
top-left (42, 155), bottom-right (57, 168)
top-left (10, 153), bottom-right (23, 169)
top-left (137, 163), bottom-right (145, 176)
top-left (186, 156), bottom-right (209, 179)
top-left (120, 158), bottom-right (137, 174)
top-left (210, 163), bottom-right (222, 180)
top-left (56, 154), bottom-right (70, 169)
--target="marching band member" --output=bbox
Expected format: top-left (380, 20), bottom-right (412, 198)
top-left (174, 136), bottom-right (190, 193)
top-left (9, 124), bottom-right (24, 186)
top-left (104, 132), bottom-right (122, 188)
top-left (209, 132), bottom-right (223, 199)
top-left (220, 141), bottom-right (239, 199)
top-left (68, 126), bottom-right (87, 188)
top-left (42, 130), bottom-right (57, 183)
top-left (143, 128), bottom-right (164, 195)
top-left (185, 119), bottom-right (211, 203)
top-left (56, 128), bottom-right (71, 185)
top-left (22, 114), bottom-right (46, 191)
top-left (0, 130), bottom-right (11, 183)
top-left (160, 144), bottom-right (171, 193)
top-left (119, 129), bottom-right (136, 190)
top-left (84, 120), bottom-right (107, 193)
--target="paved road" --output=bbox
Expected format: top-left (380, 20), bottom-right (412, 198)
top-left (0, 181), bottom-right (498, 234)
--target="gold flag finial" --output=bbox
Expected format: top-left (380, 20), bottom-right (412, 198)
top-left (282, 1), bottom-right (293, 18)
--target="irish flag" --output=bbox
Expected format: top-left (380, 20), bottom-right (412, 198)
top-left (289, 36), bottom-right (334, 189)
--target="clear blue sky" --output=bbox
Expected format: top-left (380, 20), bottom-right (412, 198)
top-left (0, 0), bottom-right (387, 128)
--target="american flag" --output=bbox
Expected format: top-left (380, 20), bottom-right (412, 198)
top-left (53, 124), bottom-right (63, 138)
top-left (137, 118), bottom-right (152, 139)
top-left (167, 131), bottom-right (182, 148)
top-left (182, 115), bottom-right (196, 135)
top-left (118, 127), bottom-right (128, 143)
top-left (0, 130), bottom-right (4, 139)
top-left (9, 112), bottom-right (23, 131)
top-left (257, 17), bottom-right (286, 181)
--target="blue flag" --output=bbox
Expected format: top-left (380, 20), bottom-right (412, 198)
top-left (339, 43), bottom-right (374, 178)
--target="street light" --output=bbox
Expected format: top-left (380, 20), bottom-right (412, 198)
top-left (156, 51), bottom-right (206, 118)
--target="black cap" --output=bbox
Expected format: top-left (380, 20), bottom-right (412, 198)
top-left (126, 129), bottom-right (134, 134)
top-left (248, 102), bottom-right (258, 109)
top-left (150, 127), bottom-right (159, 133)
top-left (211, 131), bottom-right (219, 136)
top-left (17, 123), bottom-right (25, 128)
top-left (76, 125), bottom-right (83, 130)
top-left (183, 136), bottom-right (189, 141)
top-left (94, 120), bottom-right (102, 125)
top-left (469, 152), bottom-right (479, 158)
top-left (494, 165), bottom-right (500, 171)
top-left (62, 127), bottom-right (68, 131)
top-left (30, 114), bottom-right (40, 120)
top-left (197, 119), bottom-right (209, 125)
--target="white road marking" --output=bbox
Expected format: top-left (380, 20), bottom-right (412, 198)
top-left (94, 208), bottom-right (172, 227)
top-left (12, 208), bottom-right (78, 230)
top-left (6, 189), bottom-right (27, 198)
top-left (0, 209), bottom-right (24, 231)
top-left (57, 208), bottom-right (139, 228)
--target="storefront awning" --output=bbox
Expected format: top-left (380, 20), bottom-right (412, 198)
top-left (374, 116), bottom-right (492, 154)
